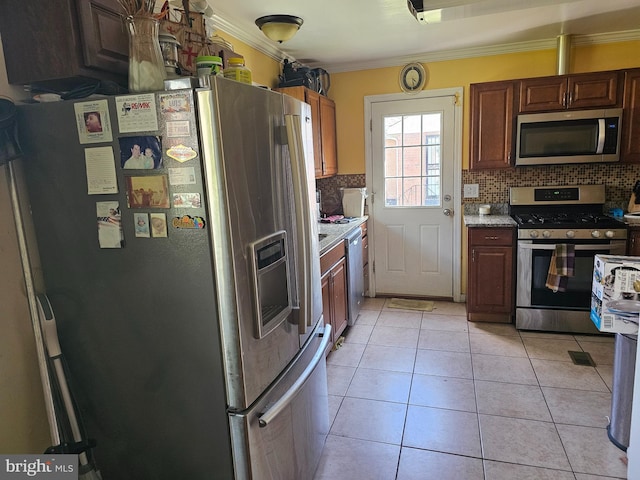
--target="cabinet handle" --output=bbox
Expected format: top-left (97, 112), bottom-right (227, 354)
top-left (483, 236), bottom-right (499, 240)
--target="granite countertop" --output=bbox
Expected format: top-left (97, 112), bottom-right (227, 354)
top-left (318, 216), bottom-right (368, 254)
top-left (463, 214), bottom-right (517, 227)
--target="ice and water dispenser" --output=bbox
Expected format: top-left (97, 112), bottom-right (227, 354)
top-left (250, 231), bottom-right (292, 339)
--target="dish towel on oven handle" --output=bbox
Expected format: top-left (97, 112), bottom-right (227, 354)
top-left (545, 244), bottom-right (575, 292)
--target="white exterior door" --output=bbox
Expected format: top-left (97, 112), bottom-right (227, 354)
top-left (367, 91), bottom-right (461, 298)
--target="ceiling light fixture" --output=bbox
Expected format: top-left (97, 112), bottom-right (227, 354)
top-left (255, 15), bottom-right (303, 43)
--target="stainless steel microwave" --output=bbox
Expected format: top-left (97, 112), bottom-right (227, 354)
top-left (515, 108), bottom-right (623, 166)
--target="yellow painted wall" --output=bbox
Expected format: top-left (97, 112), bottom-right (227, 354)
top-left (213, 32), bottom-right (282, 89)
top-left (331, 40), bottom-right (640, 174)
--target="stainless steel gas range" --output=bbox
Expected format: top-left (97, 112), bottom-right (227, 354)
top-left (510, 184), bottom-right (627, 334)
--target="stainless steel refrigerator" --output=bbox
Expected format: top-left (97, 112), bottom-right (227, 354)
top-left (12, 76), bottom-right (329, 479)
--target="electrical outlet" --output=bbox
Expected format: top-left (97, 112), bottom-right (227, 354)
top-left (463, 184), bottom-right (479, 198)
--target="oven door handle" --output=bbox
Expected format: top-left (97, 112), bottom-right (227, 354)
top-left (519, 243), bottom-right (621, 252)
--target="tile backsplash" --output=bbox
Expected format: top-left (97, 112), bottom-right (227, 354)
top-left (462, 163), bottom-right (640, 209)
top-left (316, 174), bottom-right (365, 215)
top-left (317, 164), bottom-right (640, 216)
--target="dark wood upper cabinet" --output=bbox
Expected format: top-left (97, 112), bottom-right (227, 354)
top-left (518, 71), bottom-right (622, 113)
top-left (0, 0), bottom-right (128, 91)
top-left (469, 80), bottom-right (517, 170)
top-left (621, 68), bottom-right (640, 164)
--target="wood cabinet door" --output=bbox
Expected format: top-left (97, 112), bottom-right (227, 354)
top-left (76, 0), bottom-right (128, 75)
top-left (304, 90), bottom-right (324, 177)
top-left (568, 71), bottom-right (622, 109)
top-left (319, 95), bottom-right (338, 177)
top-left (275, 87), bottom-right (337, 178)
top-left (0, 0), bottom-right (127, 88)
top-left (519, 72), bottom-right (621, 112)
top-left (519, 76), bottom-right (567, 112)
top-left (321, 270), bottom-right (333, 341)
top-left (331, 258), bottom-right (349, 339)
top-left (276, 86), bottom-right (306, 102)
top-left (467, 227), bottom-right (515, 323)
top-left (470, 81), bottom-right (516, 170)
top-left (468, 245), bottom-right (513, 315)
top-left (621, 69), bottom-right (640, 163)
top-left (628, 229), bottom-right (640, 256)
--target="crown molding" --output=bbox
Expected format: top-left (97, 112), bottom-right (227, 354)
top-left (207, 15), bottom-right (640, 75)
top-left (208, 13), bottom-right (289, 63)
top-left (324, 30), bottom-right (640, 73)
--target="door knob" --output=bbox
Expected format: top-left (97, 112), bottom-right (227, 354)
top-left (443, 208), bottom-right (453, 216)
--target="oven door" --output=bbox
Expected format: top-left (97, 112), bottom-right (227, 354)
top-left (517, 240), bottom-right (627, 310)
top-left (516, 239), bottom-right (627, 333)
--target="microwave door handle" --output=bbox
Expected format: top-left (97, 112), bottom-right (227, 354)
top-left (596, 118), bottom-right (606, 154)
top-left (520, 243), bottom-right (620, 252)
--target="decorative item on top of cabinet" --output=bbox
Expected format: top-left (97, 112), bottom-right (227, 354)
top-left (320, 241), bottom-right (348, 351)
top-left (467, 227), bottom-right (515, 323)
top-left (518, 71), bottom-right (622, 113)
top-left (621, 68), bottom-right (640, 164)
top-left (360, 221), bottom-right (369, 296)
top-left (469, 81), bottom-right (517, 170)
top-left (159, 5), bottom-right (243, 75)
top-left (0, 0), bottom-right (128, 91)
top-left (276, 86), bottom-right (338, 178)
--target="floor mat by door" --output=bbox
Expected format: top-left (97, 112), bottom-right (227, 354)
top-left (388, 298), bottom-right (434, 312)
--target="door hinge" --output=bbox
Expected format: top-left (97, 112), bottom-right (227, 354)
top-left (454, 92), bottom-right (460, 106)
top-left (370, 119), bottom-right (372, 131)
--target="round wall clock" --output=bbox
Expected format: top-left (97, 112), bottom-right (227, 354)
top-left (400, 63), bottom-right (427, 94)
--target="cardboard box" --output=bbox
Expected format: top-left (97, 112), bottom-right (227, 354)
top-left (591, 255), bottom-right (640, 334)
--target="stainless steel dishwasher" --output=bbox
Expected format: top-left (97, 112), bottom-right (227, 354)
top-left (344, 228), bottom-right (364, 325)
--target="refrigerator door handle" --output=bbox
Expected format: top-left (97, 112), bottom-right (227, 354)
top-left (258, 324), bottom-right (331, 427)
top-left (285, 113), bottom-right (318, 335)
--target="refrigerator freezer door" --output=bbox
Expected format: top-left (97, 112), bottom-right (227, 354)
top-left (197, 78), bottom-right (302, 409)
top-left (229, 321), bottom-right (330, 479)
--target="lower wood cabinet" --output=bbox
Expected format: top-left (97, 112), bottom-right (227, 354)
top-left (320, 242), bottom-right (348, 349)
top-left (467, 227), bottom-right (515, 323)
top-left (628, 228), bottom-right (640, 256)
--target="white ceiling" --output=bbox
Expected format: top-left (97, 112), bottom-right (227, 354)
top-left (202, 0), bottom-right (640, 73)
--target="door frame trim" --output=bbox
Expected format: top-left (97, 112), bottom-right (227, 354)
top-left (364, 88), bottom-right (464, 303)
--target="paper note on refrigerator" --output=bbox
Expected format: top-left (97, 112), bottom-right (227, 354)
top-left (85, 146), bottom-right (118, 194)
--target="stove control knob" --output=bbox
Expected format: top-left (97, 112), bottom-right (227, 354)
top-left (529, 230), bottom-right (539, 238)
top-left (566, 230), bottom-right (575, 238)
top-left (542, 230), bottom-right (551, 238)
top-left (605, 230), bottom-right (615, 239)
top-left (591, 230), bottom-right (601, 238)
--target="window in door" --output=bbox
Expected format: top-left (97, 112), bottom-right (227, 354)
top-left (383, 113), bottom-right (442, 207)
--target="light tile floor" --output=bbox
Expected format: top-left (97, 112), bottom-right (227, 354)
top-left (314, 298), bottom-right (628, 480)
